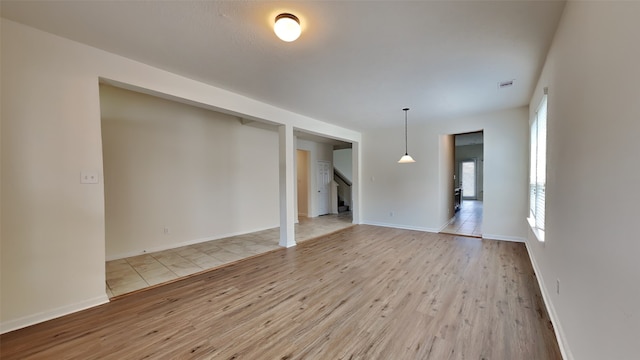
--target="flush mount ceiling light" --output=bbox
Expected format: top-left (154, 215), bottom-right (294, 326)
top-left (274, 13), bottom-right (301, 42)
top-left (398, 108), bottom-right (416, 164)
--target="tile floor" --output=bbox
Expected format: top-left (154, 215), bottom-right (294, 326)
top-left (106, 213), bottom-right (353, 298)
top-left (441, 200), bottom-right (483, 237)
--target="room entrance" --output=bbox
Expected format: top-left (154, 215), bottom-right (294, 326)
top-left (442, 131), bottom-right (484, 238)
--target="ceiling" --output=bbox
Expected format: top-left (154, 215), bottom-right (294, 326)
top-left (1, 0), bottom-right (566, 131)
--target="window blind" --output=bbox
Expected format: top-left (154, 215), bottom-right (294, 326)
top-left (529, 94), bottom-right (547, 236)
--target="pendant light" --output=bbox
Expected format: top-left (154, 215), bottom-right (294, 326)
top-left (398, 108), bottom-right (416, 163)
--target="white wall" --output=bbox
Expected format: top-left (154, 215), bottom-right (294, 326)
top-left (333, 148), bottom-right (353, 182)
top-left (0, 19), bottom-right (360, 333)
top-left (361, 107), bottom-right (528, 240)
top-left (526, 2), bottom-right (640, 360)
top-left (101, 85), bottom-right (279, 259)
top-left (334, 148), bottom-right (353, 208)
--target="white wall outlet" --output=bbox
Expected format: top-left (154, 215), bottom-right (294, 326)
top-left (163, 227), bottom-right (170, 235)
top-left (556, 279), bottom-right (561, 295)
top-left (80, 171), bottom-right (99, 184)
top-left (389, 211), bottom-right (394, 217)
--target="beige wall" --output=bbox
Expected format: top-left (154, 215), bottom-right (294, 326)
top-left (526, 2), bottom-right (640, 359)
top-left (100, 85), bottom-right (279, 259)
top-left (439, 135), bottom-right (456, 221)
top-left (296, 150), bottom-right (310, 217)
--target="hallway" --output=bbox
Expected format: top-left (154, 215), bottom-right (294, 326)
top-left (441, 200), bottom-right (483, 237)
top-left (106, 213), bottom-right (353, 298)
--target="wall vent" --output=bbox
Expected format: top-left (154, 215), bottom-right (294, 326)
top-left (498, 80), bottom-right (514, 89)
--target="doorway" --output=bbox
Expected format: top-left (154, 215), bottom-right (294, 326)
top-left (442, 131), bottom-right (484, 237)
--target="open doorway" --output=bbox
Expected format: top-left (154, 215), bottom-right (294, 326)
top-left (294, 131), bottom-right (353, 241)
top-left (442, 131), bottom-right (484, 237)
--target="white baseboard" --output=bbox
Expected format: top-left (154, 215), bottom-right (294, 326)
top-left (363, 221), bottom-right (526, 244)
top-left (361, 221), bottom-right (441, 233)
top-left (482, 233), bottom-right (526, 243)
top-left (446, 215), bottom-right (456, 225)
top-left (0, 294), bottom-right (109, 334)
top-left (438, 217), bottom-right (455, 232)
top-left (106, 224), bottom-right (280, 261)
top-left (525, 240), bottom-right (573, 360)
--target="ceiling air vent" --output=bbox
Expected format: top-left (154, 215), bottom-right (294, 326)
top-left (498, 80), bottom-right (514, 89)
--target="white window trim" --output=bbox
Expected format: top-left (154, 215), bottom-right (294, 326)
top-left (528, 88), bottom-right (548, 243)
top-left (528, 216), bottom-right (545, 242)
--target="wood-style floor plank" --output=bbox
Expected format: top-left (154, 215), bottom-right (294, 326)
top-left (0, 225), bottom-right (561, 359)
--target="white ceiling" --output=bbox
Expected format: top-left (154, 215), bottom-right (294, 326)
top-left (1, 0), bottom-right (566, 131)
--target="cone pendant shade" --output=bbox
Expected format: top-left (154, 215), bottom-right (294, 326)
top-left (398, 154), bottom-right (416, 163)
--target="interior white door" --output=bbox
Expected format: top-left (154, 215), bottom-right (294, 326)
top-left (316, 160), bottom-right (331, 215)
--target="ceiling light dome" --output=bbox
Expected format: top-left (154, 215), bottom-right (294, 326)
top-left (274, 13), bottom-right (301, 42)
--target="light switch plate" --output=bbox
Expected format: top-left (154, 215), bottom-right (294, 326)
top-left (80, 171), bottom-right (99, 184)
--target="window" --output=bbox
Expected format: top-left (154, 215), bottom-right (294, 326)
top-left (529, 90), bottom-right (547, 241)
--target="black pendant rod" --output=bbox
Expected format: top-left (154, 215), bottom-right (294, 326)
top-left (403, 108), bottom-right (410, 155)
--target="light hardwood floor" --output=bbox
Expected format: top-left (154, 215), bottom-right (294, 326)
top-left (0, 225), bottom-right (561, 359)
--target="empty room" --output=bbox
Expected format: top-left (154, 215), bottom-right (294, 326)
top-left (1, 1), bottom-right (638, 360)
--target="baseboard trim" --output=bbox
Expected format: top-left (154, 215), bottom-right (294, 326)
top-left (106, 224), bottom-right (280, 261)
top-left (524, 240), bottom-right (573, 360)
top-left (481, 233), bottom-right (526, 243)
top-left (361, 221), bottom-right (441, 233)
top-left (0, 294), bottom-right (109, 334)
top-left (362, 222), bottom-right (526, 244)
top-left (438, 218), bottom-right (455, 232)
